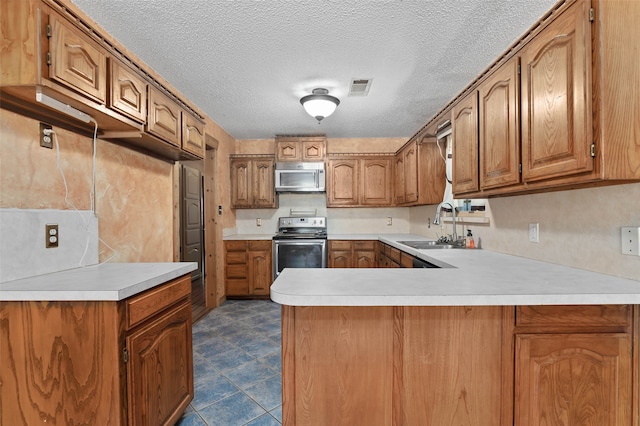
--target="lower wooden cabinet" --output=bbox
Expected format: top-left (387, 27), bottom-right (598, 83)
top-left (328, 240), bottom-right (376, 268)
top-left (224, 240), bottom-right (272, 298)
top-left (0, 274), bottom-right (194, 426)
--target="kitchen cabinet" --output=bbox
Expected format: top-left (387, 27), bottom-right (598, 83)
top-left (327, 156), bottom-right (393, 207)
top-left (109, 58), bottom-right (147, 123)
top-left (395, 137), bottom-right (446, 206)
top-left (0, 0), bottom-right (206, 161)
top-left (0, 274), bottom-right (194, 425)
top-left (394, 141), bottom-right (419, 204)
top-left (275, 135), bottom-right (326, 162)
top-left (224, 240), bottom-right (272, 298)
top-left (452, 91), bottom-right (480, 195)
top-left (230, 156), bottom-right (277, 209)
top-left (514, 305), bottom-right (633, 425)
top-left (328, 240), bottom-right (376, 268)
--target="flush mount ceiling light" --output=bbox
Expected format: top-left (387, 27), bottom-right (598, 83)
top-left (300, 88), bottom-right (340, 123)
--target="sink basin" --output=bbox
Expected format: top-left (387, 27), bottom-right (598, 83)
top-left (397, 241), bottom-right (463, 250)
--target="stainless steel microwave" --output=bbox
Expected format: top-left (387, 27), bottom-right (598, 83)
top-left (274, 162), bottom-right (325, 193)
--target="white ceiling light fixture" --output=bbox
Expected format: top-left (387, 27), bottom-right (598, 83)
top-left (300, 88), bottom-right (340, 123)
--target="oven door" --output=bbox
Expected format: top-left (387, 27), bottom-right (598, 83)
top-left (273, 238), bottom-right (327, 280)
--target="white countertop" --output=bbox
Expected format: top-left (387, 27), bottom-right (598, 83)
top-left (223, 234), bottom-right (274, 240)
top-left (270, 234), bottom-right (640, 306)
top-left (0, 262), bottom-right (198, 301)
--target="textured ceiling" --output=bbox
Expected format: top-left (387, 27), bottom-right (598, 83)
top-left (70, 0), bottom-right (557, 140)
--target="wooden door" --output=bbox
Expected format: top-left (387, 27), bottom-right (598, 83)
top-left (452, 91), bottom-right (479, 195)
top-left (147, 86), bottom-right (181, 146)
top-left (479, 58), bottom-right (521, 190)
top-left (403, 143), bottom-right (419, 203)
top-left (252, 159), bottom-right (276, 208)
top-left (126, 300), bottom-right (193, 426)
top-left (327, 159), bottom-right (359, 206)
top-left (301, 139), bottom-right (325, 161)
top-left (520, 1), bottom-right (592, 183)
top-left (361, 158), bottom-right (392, 206)
top-left (276, 140), bottom-right (301, 162)
top-left (394, 153), bottom-right (405, 205)
top-left (182, 112), bottom-right (205, 158)
top-left (515, 333), bottom-right (632, 426)
top-left (248, 250), bottom-right (272, 295)
top-left (418, 142), bottom-right (446, 205)
top-left (230, 159), bottom-right (251, 208)
top-left (49, 15), bottom-right (107, 103)
top-left (109, 58), bottom-right (147, 122)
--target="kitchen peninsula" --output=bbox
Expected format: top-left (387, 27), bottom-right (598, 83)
top-left (0, 262), bottom-right (197, 425)
top-left (271, 238), bottom-right (640, 426)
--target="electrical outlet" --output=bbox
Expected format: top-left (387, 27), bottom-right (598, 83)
top-left (40, 122), bottom-right (53, 149)
top-left (387, 217), bottom-right (392, 226)
top-left (46, 224), bottom-right (59, 248)
top-left (256, 218), bottom-right (262, 227)
top-left (621, 227), bottom-right (640, 256)
top-left (528, 223), bottom-right (539, 243)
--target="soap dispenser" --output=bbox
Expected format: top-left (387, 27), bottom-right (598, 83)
top-left (466, 229), bottom-right (475, 249)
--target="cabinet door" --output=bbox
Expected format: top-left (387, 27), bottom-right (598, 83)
top-left (49, 15), bottom-right (107, 103)
top-left (327, 159), bottom-right (359, 206)
top-left (182, 111), bottom-right (205, 158)
top-left (418, 142), bottom-right (446, 205)
top-left (276, 140), bottom-right (301, 162)
top-left (361, 158), bottom-right (392, 206)
top-left (452, 91), bottom-right (479, 195)
top-left (394, 154), bottom-right (405, 205)
top-left (230, 159), bottom-right (251, 208)
top-left (109, 58), bottom-right (147, 122)
top-left (252, 159), bottom-right (276, 208)
top-left (520, 1), bottom-right (592, 183)
top-left (403, 143), bottom-right (419, 203)
top-left (147, 87), bottom-right (182, 146)
top-left (126, 300), bottom-right (193, 426)
top-left (479, 58), bottom-right (521, 190)
top-left (329, 251), bottom-right (353, 268)
top-left (515, 333), bottom-right (632, 426)
top-left (355, 251), bottom-right (375, 268)
top-left (248, 250), bottom-right (272, 295)
top-left (301, 140), bottom-right (325, 161)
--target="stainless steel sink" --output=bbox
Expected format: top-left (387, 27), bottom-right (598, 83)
top-left (397, 241), bottom-right (463, 250)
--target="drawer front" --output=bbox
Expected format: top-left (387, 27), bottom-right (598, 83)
top-left (516, 305), bottom-right (631, 328)
top-left (354, 240), bottom-right (375, 250)
top-left (226, 251), bottom-right (247, 264)
top-left (388, 247), bottom-right (401, 263)
top-left (249, 240), bottom-right (272, 251)
top-left (126, 274), bottom-right (191, 330)
top-left (330, 240), bottom-right (353, 251)
top-left (225, 240), bottom-right (248, 251)
top-left (226, 279), bottom-right (250, 296)
top-left (226, 264), bottom-right (248, 279)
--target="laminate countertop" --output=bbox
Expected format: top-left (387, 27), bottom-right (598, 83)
top-left (270, 234), bottom-right (640, 307)
top-left (0, 262), bottom-right (198, 301)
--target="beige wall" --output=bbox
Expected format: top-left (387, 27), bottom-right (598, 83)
top-left (409, 183), bottom-right (640, 281)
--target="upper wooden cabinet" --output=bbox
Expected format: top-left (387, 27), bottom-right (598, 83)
top-left (0, 0), bottom-right (206, 161)
top-left (394, 138), bottom-right (443, 206)
top-left (327, 156), bottom-right (393, 207)
top-left (109, 58), bottom-right (147, 123)
top-left (276, 135), bottom-right (326, 162)
top-left (230, 156), bottom-right (277, 209)
top-left (452, 91), bottom-right (480, 195)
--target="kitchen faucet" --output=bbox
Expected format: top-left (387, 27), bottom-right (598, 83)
top-left (433, 201), bottom-right (458, 243)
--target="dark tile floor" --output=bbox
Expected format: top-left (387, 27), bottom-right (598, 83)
top-left (177, 300), bottom-right (283, 426)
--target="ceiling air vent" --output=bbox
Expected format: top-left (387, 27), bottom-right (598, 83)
top-left (349, 79), bottom-right (372, 96)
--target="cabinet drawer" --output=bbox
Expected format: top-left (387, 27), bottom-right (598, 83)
top-left (126, 274), bottom-right (191, 330)
top-left (354, 241), bottom-right (375, 250)
top-left (330, 240), bottom-right (353, 250)
top-left (226, 264), bottom-right (248, 279)
top-left (225, 240), bottom-right (248, 251)
top-left (226, 279), bottom-right (250, 296)
top-left (388, 247), bottom-right (401, 263)
top-left (249, 240), bottom-right (272, 251)
top-left (516, 305), bottom-right (631, 329)
top-left (226, 251), bottom-right (247, 264)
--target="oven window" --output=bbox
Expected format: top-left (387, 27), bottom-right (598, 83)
top-left (276, 243), bottom-right (324, 274)
top-left (279, 171), bottom-right (316, 188)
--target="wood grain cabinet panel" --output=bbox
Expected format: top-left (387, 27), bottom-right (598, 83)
top-left (182, 111), bottom-right (205, 158)
top-left (520, 0), bottom-right (592, 183)
top-left (301, 139), bottom-right (325, 161)
top-left (327, 157), bottom-right (393, 207)
top-left (515, 333), bottom-right (632, 426)
top-left (479, 58), bottom-right (521, 190)
top-left (230, 157), bottom-right (276, 209)
top-left (109, 58), bottom-right (147, 123)
top-left (403, 143), bottom-right (418, 203)
top-left (328, 240), bottom-right (376, 268)
top-left (252, 159), bottom-right (277, 208)
top-left (224, 240), bottom-right (272, 298)
top-left (394, 154), bottom-right (405, 205)
top-left (147, 86), bottom-right (182, 147)
top-left (49, 14), bottom-right (107, 103)
top-left (327, 159), bottom-right (359, 206)
top-left (275, 136), bottom-right (326, 162)
top-left (452, 91), bottom-right (480, 195)
top-left (361, 158), bottom-right (392, 206)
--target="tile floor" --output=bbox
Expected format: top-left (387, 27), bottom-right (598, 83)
top-left (177, 299), bottom-right (283, 426)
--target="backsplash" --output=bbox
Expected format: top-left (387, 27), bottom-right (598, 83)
top-left (0, 209), bottom-right (98, 282)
